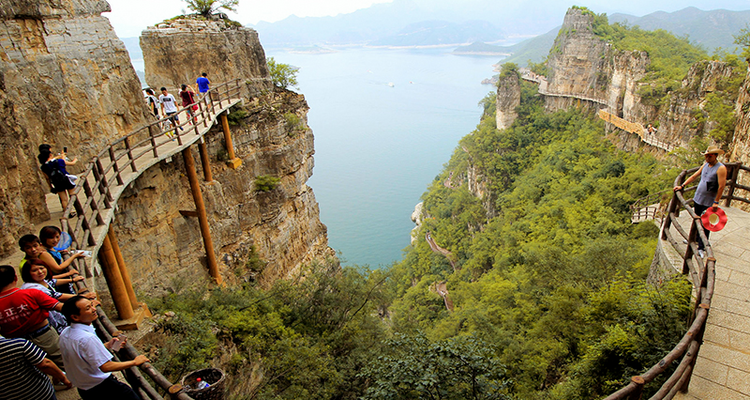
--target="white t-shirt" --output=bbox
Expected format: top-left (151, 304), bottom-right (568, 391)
top-left (159, 93), bottom-right (178, 113)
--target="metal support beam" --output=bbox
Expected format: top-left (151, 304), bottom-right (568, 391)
top-left (182, 146), bottom-right (222, 284)
top-left (220, 112), bottom-right (242, 169)
top-left (107, 225), bottom-right (138, 309)
top-left (197, 139), bottom-right (213, 182)
top-left (99, 234), bottom-right (135, 320)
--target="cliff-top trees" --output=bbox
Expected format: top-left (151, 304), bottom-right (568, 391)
top-left (182, 0), bottom-right (238, 18)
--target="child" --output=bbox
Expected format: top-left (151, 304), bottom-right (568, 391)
top-left (19, 233), bottom-right (83, 294)
top-left (20, 258), bottom-right (96, 334)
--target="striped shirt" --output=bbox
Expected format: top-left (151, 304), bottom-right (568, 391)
top-left (0, 337), bottom-right (55, 400)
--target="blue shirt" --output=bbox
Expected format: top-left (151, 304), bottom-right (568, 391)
top-left (196, 76), bottom-right (210, 93)
top-left (59, 323), bottom-right (114, 390)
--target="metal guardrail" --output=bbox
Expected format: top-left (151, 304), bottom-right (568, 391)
top-left (59, 79), bottom-right (244, 399)
top-left (605, 162), bottom-right (749, 399)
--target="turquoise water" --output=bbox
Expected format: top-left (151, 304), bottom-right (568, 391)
top-left (265, 48), bottom-right (499, 267)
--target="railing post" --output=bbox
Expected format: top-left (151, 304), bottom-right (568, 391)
top-left (95, 159), bottom-right (113, 208)
top-left (627, 376), bottom-right (644, 400)
top-left (683, 216), bottom-right (700, 274)
top-left (660, 192), bottom-right (679, 240)
top-left (109, 147), bottom-right (124, 186)
top-left (83, 180), bottom-right (104, 226)
top-left (124, 136), bottom-right (137, 173)
top-left (150, 124), bottom-right (159, 158)
top-left (723, 162), bottom-right (741, 207)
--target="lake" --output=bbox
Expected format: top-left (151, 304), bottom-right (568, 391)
top-left (264, 47), bottom-right (499, 267)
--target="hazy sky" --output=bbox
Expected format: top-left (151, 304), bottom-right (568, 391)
top-left (105, 0), bottom-right (750, 38)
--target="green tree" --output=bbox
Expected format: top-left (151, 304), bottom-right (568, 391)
top-left (734, 24), bottom-right (750, 62)
top-left (182, 0), bottom-right (238, 17)
top-left (267, 57), bottom-right (299, 90)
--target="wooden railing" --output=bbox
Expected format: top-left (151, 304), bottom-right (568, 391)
top-left (629, 189), bottom-right (672, 223)
top-left (59, 79), bottom-right (244, 399)
top-left (605, 162), bottom-right (750, 400)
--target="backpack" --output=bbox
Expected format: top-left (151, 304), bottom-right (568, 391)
top-left (41, 160), bottom-right (69, 193)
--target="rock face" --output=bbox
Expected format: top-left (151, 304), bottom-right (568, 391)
top-left (107, 23), bottom-right (334, 293)
top-left (111, 90), bottom-right (333, 292)
top-left (543, 8), bottom-right (740, 152)
top-left (140, 19), bottom-right (273, 97)
top-left (496, 72), bottom-right (520, 130)
top-left (0, 0), bottom-right (150, 256)
top-left (731, 65), bottom-right (750, 209)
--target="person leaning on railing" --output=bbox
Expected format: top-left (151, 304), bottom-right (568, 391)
top-left (673, 145), bottom-right (727, 258)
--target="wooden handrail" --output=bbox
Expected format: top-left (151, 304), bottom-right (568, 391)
top-left (57, 79), bottom-right (244, 399)
top-left (606, 162), bottom-right (748, 399)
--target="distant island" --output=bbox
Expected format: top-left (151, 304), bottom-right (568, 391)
top-left (453, 42), bottom-right (511, 56)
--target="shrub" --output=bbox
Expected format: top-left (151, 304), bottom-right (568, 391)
top-left (267, 57), bottom-right (299, 90)
top-left (254, 175), bottom-right (280, 192)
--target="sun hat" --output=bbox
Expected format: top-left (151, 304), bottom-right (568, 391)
top-left (702, 145), bottom-right (725, 156)
top-left (701, 207), bottom-right (728, 232)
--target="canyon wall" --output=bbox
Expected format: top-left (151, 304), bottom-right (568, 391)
top-left (0, 0), bottom-right (150, 256)
top-left (110, 90), bottom-right (334, 292)
top-left (140, 18), bottom-right (273, 97)
top-left (731, 65), bottom-right (750, 208)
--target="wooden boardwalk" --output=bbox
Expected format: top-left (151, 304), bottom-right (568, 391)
top-left (665, 206), bottom-right (750, 399)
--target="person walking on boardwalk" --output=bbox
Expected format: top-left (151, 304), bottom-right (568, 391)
top-left (195, 72), bottom-right (210, 98)
top-left (179, 84), bottom-right (197, 123)
top-left (60, 296), bottom-right (150, 400)
top-left (159, 87), bottom-right (183, 137)
top-left (673, 145), bottom-right (727, 257)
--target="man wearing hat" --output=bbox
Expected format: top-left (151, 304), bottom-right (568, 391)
top-left (673, 145), bottom-right (727, 257)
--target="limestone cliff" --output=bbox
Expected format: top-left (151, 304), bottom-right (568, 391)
top-left (140, 18), bottom-right (273, 97)
top-left (110, 90), bottom-right (334, 291)
top-left (495, 71), bottom-right (520, 130)
top-left (0, 0), bottom-right (150, 256)
top-left (542, 8), bottom-right (741, 153)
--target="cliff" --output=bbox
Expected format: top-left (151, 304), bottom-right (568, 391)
top-left (731, 65), bottom-right (750, 208)
top-left (495, 70), bottom-right (520, 130)
top-left (112, 19), bottom-right (334, 292)
top-left (140, 18), bottom-right (273, 96)
top-left (110, 90), bottom-right (334, 291)
top-left (0, 0), bottom-right (150, 256)
top-left (540, 8), bottom-right (741, 152)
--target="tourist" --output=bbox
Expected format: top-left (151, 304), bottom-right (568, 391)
top-left (60, 296), bottom-right (150, 400)
top-left (38, 144), bottom-right (78, 212)
top-left (673, 145), bottom-right (727, 257)
top-left (647, 124), bottom-right (655, 135)
top-left (19, 233), bottom-right (84, 294)
top-left (144, 88), bottom-right (160, 120)
top-left (159, 87), bottom-right (183, 137)
top-left (0, 337), bottom-right (71, 400)
top-left (21, 258), bottom-right (96, 334)
top-left (0, 265), bottom-right (65, 368)
top-left (195, 72), bottom-right (210, 98)
top-left (179, 84), bottom-right (197, 123)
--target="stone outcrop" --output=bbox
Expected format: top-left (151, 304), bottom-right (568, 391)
top-left (110, 90), bottom-right (334, 292)
top-left (0, 0), bottom-right (150, 256)
top-left (496, 71), bottom-right (520, 130)
top-left (542, 8), bottom-right (741, 153)
top-left (140, 18), bottom-right (273, 97)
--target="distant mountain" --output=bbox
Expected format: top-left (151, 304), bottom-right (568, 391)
top-left (370, 20), bottom-right (504, 47)
top-left (252, 0), bottom-right (569, 48)
top-left (491, 7), bottom-right (750, 69)
top-left (609, 7), bottom-right (750, 52)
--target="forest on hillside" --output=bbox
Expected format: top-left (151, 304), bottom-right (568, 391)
top-left (140, 11), bottom-right (730, 400)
